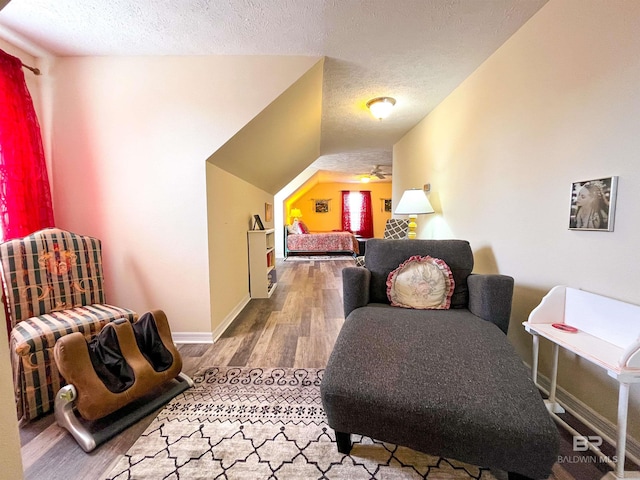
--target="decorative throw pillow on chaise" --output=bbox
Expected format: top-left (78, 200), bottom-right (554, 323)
top-left (386, 255), bottom-right (455, 309)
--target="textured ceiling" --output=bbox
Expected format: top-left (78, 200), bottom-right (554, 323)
top-left (0, 0), bottom-right (548, 182)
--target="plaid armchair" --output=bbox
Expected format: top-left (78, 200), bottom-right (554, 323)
top-left (0, 228), bottom-right (137, 421)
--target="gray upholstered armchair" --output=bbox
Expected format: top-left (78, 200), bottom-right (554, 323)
top-left (344, 238), bottom-right (513, 333)
top-left (322, 239), bottom-right (559, 479)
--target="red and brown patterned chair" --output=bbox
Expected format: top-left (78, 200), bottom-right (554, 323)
top-left (0, 228), bottom-right (137, 422)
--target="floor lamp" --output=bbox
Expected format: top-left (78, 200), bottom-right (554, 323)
top-left (394, 188), bottom-right (435, 239)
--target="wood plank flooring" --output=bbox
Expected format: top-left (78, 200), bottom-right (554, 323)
top-left (17, 256), bottom-right (634, 479)
top-left (18, 257), bottom-right (351, 480)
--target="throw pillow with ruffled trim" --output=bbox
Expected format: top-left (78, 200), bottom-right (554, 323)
top-left (386, 255), bottom-right (455, 309)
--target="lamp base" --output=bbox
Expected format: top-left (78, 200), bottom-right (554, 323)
top-left (407, 215), bottom-right (417, 240)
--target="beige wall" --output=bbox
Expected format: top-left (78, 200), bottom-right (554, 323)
top-left (0, 309), bottom-right (22, 479)
top-left (206, 164), bottom-right (274, 335)
top-left (289, 182), bottom-right (392, 238)
top-left (48, 55), bottom-right (319, 335)
top-left (206, 59), bottom-right (322, 333)
top-left (394, 0), bottom-right (640, 438)
top-left (210, 59), bottom-right (323, 195)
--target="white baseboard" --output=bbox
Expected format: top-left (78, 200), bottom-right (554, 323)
top-left (534, 369), bottom-right (640, 465)
top-left (211, 294), bottom-right (250, 343)
top-left (172, 294), bottom-right (251, 345)
top-left (172, 331), bottom-right (214, 344)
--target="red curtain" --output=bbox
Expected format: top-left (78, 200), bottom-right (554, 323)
top-left (0, 49), bottom-right (55, 242)
top-left (359, 191), bottom-right (374, 238)
top-left (341, 190), bottom-right (374, 238)
top-left (341, 190), bottom-right (351, 232)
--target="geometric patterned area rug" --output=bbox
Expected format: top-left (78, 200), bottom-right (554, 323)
top-left (103, 367), bottom-right (501, 479)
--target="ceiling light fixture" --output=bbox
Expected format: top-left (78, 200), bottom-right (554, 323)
top-left (366, 96), bottom-right (396, 120)
top-left (360, 175), bottom-right (371, 183)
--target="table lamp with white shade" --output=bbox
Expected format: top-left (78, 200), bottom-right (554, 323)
top-left (394, 188), bottom-right (435, 239)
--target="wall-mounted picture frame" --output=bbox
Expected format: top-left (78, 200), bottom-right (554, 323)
top-left (253, 214), bottom-right (265, 230)
top-left (382, 199), bottom-right (392, 213)
top-left (569, 176), bottom-right (618, 231)
top-left (315, 199), bottom-right (330, 213)
top-left (265, 203), bottom-right (273, 222)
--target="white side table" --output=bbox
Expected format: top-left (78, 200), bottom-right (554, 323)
top-left (524, 286), bottom-right (640, 479)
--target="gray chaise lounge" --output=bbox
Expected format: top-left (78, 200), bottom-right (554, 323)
top-left (321, 239), bottom-right (559, 480)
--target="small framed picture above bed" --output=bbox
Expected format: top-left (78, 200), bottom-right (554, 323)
top-left (382, 199), bottom-right (392, 212)
top-left (315, 199), bottom-right (330, 213)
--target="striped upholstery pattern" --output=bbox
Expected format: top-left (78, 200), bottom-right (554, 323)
top-left (12, 304), bottom-right (136, 355)
top-left (10, 305), bottom-right (136, 421)
top-left (0, 228), bottom-right (136, 421)
top-left (0, 228), bottom-right (106, 326)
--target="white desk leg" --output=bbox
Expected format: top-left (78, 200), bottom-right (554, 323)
top-left (532, 333), bottom-right (539, 385)
top-left (617, 382), bottom-right (630, 479)
top-left (546, 343), bottom-right (565, 414)
top-left (602, 382), bottom-right (640, 479)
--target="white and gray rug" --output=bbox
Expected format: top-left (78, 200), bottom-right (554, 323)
top-left (103, 367), bottom-right (499, 479)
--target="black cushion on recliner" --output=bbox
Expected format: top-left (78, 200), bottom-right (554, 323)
top-left (132, 311), bottom-right (174, 372)
top-left (87, 312), bottom-right (174, 393)
top-left (365, 239), bottom-right (474, 308)
top-left (88, 322), bottom-right (135, 394)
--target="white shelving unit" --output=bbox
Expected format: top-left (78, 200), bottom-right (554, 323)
top-left (247, 228), bottom-right (277, 298)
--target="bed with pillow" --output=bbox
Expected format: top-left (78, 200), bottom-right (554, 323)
top-left (284, 220), bottom-right (359, 258)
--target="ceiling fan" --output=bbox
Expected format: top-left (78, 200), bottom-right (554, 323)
top-left (359, 165), bottom-right (392, 181)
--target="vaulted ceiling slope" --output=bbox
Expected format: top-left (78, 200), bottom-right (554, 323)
top-left (0, 0), bottom-right (549, 183)
top-left (208, 59), bottom-right (324, 195)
